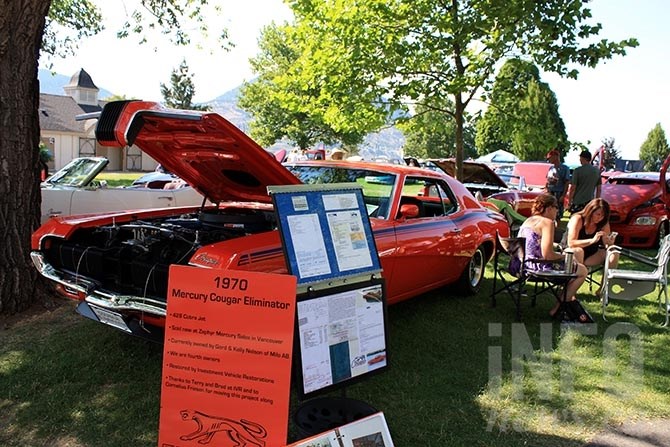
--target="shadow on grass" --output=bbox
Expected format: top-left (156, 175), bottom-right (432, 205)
top-left (2, 269), bottom-right (669, 447)
top-left (330, 284), bottom-right (589, 447)
top-left (0, 303), bottom-right (163, 447)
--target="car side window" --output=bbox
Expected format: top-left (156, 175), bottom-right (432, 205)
top-left (399, 177), bottom-right (456, 218)
top-left (432, 180), bottom-right (457, 215)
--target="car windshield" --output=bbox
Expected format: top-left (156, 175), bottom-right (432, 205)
top-left (286, 165), bottom-right (396, 219)
top-left (44, 158), bottom-right (105, 187)
top-left (497, 173), bottom-right (526, 190)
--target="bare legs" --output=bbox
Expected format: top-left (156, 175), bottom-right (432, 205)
top-left (549, 262), bottom-right (588, 316)
top-left (585, 249), bottom-right (619, 297)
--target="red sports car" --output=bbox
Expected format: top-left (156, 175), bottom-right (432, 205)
top-left (601, 153), bottom-right (670, 248)
top-left (31, 101), bottom-right (509, 340)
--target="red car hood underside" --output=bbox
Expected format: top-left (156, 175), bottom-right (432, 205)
top-left (601, 183), bottom-right (659, 216)
top-left (128, 109), bottom-right (302, 203)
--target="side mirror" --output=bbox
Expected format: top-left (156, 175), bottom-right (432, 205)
top-left (399, 204), bottom-right (420, 219)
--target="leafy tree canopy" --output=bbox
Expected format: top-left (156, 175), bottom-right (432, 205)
top-left (595, 137), bottom-right (620, 171)
top-left (102, 93), bottom-right (137, 101)
top-left (160, 59), bottom-right (209, 110)
top-left (238, 23), bottom-right (376, 149)
top-left (287, 0), bottom-right (638, 179)
top-left (398, 100), bottom-right (477, 160)
top-left (639, 123), bottom-right (670, 171)
top-left (476, 59), bottom-right (568, 161)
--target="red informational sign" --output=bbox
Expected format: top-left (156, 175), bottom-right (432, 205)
top-left (158, 266), bottom-right (297, 447)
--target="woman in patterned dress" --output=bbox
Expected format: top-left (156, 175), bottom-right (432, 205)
top-left (518, 194), bottom-right (588, 317)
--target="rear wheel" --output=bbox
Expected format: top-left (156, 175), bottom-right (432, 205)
top-left (457, 245), bottom-right (485, 295)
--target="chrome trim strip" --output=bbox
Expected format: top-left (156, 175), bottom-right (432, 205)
top-left (30, 251), bottom-right (167, 317)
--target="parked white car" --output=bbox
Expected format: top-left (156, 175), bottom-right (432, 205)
top-left (41, 157), bottom-right (206, 223)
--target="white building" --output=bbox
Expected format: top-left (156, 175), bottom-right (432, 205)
top-left (39, 68), bottom-right (158, 172)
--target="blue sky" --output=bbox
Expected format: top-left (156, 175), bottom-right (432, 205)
top-left (42, 0), bottom-right (668, 160)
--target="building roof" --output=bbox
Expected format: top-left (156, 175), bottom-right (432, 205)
top-left (39, 94), bottom-right (87, 133)
top-left (65, 68), bottom-right (98, 90)
top-left (79, 103), bottom-right (104, 114)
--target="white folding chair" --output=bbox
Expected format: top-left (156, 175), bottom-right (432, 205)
top-left (601, 234), bottom-right (670, 326)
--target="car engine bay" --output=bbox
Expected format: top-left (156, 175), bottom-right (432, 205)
top-left (40, 208), bottom-right (277, 301)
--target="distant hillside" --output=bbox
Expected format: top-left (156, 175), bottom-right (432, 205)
top-left (205, 86), bottom-right (251, 133)
top-left (38, 69), bottom-right (114, 98)
top-left (204, 88), bottom-right (405, 159)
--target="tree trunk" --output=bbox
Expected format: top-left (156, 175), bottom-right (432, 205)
top-left (454, 93), bottom-right (465, 182)
top-left (0, 0), bottom-right (53, 314)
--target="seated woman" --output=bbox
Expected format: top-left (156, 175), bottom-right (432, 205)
top-left (518, 194), bottom-right (588, 317)
top-left (565, 197), bottom-right (619, 295)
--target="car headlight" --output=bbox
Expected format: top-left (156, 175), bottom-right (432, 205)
top-left (633, 216), bottom-right (657, 226)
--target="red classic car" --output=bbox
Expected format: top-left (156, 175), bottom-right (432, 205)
top-left (31, 101), bottom-right (509, 340)
top-left (601, 153), bottom-right (670, 248)
top-left (511, 162), bottom-right (552, 191)
top-left (490, 162), bottom-right (553, 217)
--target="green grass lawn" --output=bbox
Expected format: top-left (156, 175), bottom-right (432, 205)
top-left (1, 253), bottom-right (669, 446)
top-left (95, 171), bottom-right (144, 188)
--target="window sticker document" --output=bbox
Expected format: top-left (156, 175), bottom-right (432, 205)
top-left (297, 284), bottom-right (386, 394)
top-left (288, 213), bottom-right (331, 279)
top-left (323, 193), bottom-right (373, 272)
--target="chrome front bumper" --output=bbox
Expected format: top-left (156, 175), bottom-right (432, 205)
top-left (30, 251), bottom-right (167, 317)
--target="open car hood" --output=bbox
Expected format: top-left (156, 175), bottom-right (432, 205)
top-left (95, 101), bottom-right (302, 204)
top-left (428, 159), bottom-right (508, 191)
top-left (602, 150), bottom-right (670, 215)
top-left (601, 182), bottom-right (660, 216)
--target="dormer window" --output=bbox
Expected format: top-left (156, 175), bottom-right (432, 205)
top-left (81, 89), bottom-right (97, 104)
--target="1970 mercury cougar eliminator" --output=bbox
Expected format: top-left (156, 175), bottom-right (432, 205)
top-left (31, 101), bottom-right (509, 341)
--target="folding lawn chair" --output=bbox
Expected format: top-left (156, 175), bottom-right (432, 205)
top-left (601, 234), bottom-right (670, 326)
top-left (491, 231), bottom-right (578, 321)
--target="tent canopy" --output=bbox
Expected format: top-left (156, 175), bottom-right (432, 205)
top-left (475, 149), bottom-right (520, 163)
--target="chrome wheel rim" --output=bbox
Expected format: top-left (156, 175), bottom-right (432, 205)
top-left (470, 248), bottom-right (485, 287)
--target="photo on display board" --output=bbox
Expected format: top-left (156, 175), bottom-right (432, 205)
top-left (352, 431), bottom-right (386, 446)
top-left (287, 413), bottom-right (394, 447)
top-left (299, 436), bottom-right (333, 447)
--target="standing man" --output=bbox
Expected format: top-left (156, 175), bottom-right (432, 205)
top-left (545, 149), bottom-right (570, 219)
top-left (566, 150), bottom-right (601, 213)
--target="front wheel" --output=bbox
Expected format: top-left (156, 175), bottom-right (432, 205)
top-left (456, 245), bottom-right (485, 295)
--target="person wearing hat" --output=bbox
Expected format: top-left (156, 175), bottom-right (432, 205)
top-left (330, 148), bottom-right (346, 160)
top-left (566, 150), bottom-right (601, 213)
top-left (545, 149), bottom-right (570, 219)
